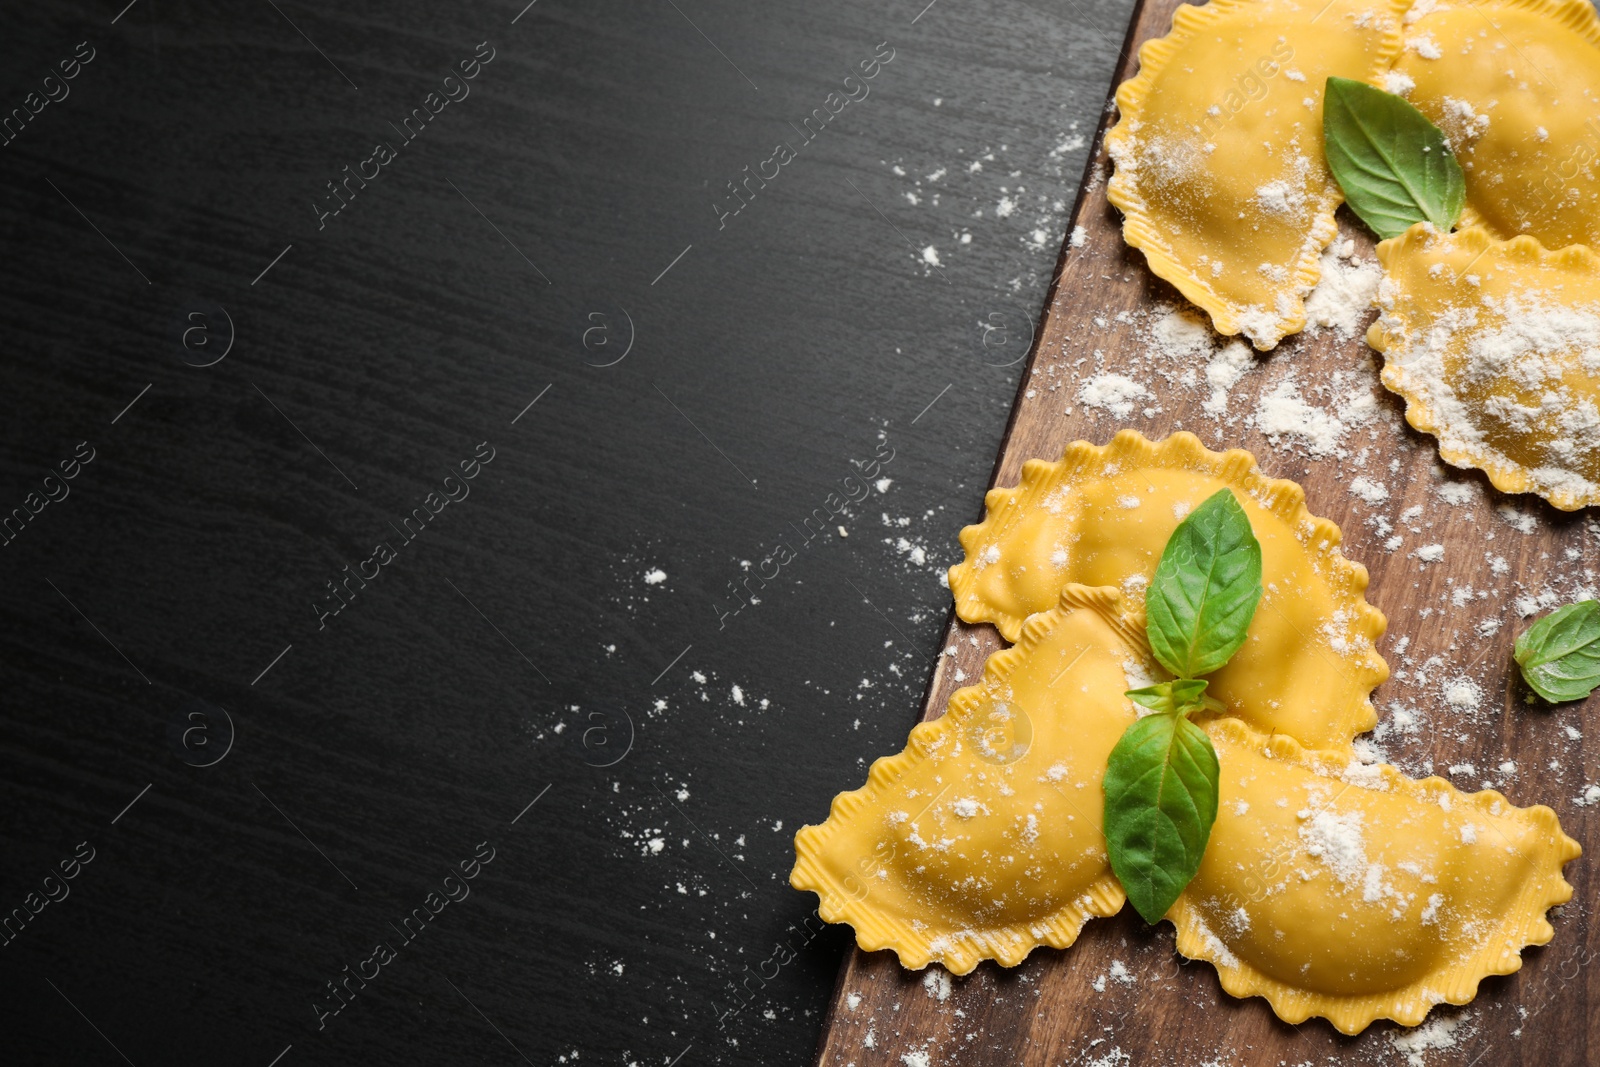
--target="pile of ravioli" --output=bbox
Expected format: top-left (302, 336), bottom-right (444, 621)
top-left (791, 431), bottom-right (1580, 1034)
top-left (1106, 0), bottom-right (1600, 509)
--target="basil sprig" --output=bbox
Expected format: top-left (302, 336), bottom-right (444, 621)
top-left (1322, 76), bottom-right (1465, 240)
top-left (1103, 489), bottom-right (1262, 924)
top-left (1515, 601), bottom-right (1600, 703)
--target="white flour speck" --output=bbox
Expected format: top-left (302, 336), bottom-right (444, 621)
top-left (1391, 1012), bottom-right (1472, 1066)
top-left (1080, 374), bottom-right (1153, 418)
top-left (1350, 476), bottom-right (1389, 505)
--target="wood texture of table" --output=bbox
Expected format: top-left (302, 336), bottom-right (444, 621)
top-left (812, 0), bottom-right (1600, 1062)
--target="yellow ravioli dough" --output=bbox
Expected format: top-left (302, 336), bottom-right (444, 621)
top-left (1394, 0), bottom-right (1600, 249)
top-left (792, 586), bottom-right (1580, 1032)
top-left (947, 431), bottom-right (1386, 750)
top-left (1107, 0), bottom-right (1406, 348)
top-left (1178, 716), bottom-right (1580, 1034)
top-left (790, 585), bottom-right (1141, 975)
top-left (1369, 224), bottom-right (1600, 509)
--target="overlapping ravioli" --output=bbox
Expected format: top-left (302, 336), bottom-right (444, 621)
top-left (1368, 224), bottom-right (1600, 509)
top-left (1178, 717), bottom-right (1580, 1034)
top-left (1106, 0), bottom-right (1406, 348)
top-left (1393, 0), bottom-right (1600, 250)
top-left (947, 431), bottom-right (1387, 750)
top-left (791, 585), bottom-right (1580, 1031)
top-left (790, 586), bottom-right (1141, 975)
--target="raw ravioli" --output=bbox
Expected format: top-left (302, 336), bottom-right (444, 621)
top-left (791, 585), bottom-right (1140, 975)
top-left (1107, 0), bottom-right (1406, 348)
top-left (1394, 0), bottom-right (1600, 249)
top-left (1178, 716), bottom-right (1579, 1034)
top-left (1369, 224), bottom-right (1600, 509)
top-left (947, 431), bottom-right (1387, 750)
top-left (792, 586), bottom-right (1580, 1033)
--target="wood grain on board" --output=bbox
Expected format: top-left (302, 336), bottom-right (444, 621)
top-left (812, 0), bottom-right (1600, 1063)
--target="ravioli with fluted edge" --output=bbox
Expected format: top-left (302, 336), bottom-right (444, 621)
top-left (790, 585), bottom-right (1140, 975)
top-left (1106, 0), bottom-right (1406, 349)
top-left (790, 584), bottom-right (1580, 1031)
top-left (1369, 224), bottom-right (1600, 510)
top-left (1393, 0), bottom-right (1600, 250)
top-left (947, 430), bottom-right (1386, 750)
top-left (1178, 716), bottom-right (1580, 1034)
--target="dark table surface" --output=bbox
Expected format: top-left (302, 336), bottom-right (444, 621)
top-left (0, 1), bottom-right (1132, 1062)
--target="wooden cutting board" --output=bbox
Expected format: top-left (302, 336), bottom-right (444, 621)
top-left (809, 0), bottom-right (1599, 1063)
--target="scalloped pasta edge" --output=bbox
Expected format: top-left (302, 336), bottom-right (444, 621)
top-left (1368, 224), bottom-right (1600, 510)
top-left (1400, 0), bottom-right (1600, 242)
top-left (789, 584), bottom-right (1137, 976)
top-left (1105, 0), bottom-right (1406, 349)
top-left (946, 430), bottom-right (1389, 730)
top-left (1492, 0), bottom-right (1600, 46)
top-left (1170, 716), bottom-right (1582, 1035)
top-left (1405, 0), bottom-right (1600, 59)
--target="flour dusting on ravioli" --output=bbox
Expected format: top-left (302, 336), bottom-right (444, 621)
top-left (949, 431), bottom-right (1388, 750)
top-left (1395, 0), bottom-right (1600, 249)
top-left (1370, 225), bottom-right (1600, 509)
top-left (1107, 0), bottom-right (1406, 348)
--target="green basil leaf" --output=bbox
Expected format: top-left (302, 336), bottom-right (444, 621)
top-left (1514, 600), bottom-right (1600, 703)
top-left (1145, 489), bottom-right (1263, 679)
top-left (1322, 76), bottom-right (1465, 240)
top-left (1125, 679), bottom-right (1211, 717)
top-left (1102, 711), bottom-right (1220, 924)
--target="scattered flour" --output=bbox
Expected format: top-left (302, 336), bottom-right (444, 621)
top-left (1188, 914), bottom-right (1240, 968)
top-left (1255, 179), bottom-right (1307, 218)
top-left (1409, 33), bottom-right (1442, 59)
top-left (1349, 476), bottom-right (1389, 505)
top-left (1079, 373), bottom-right (1154, 418)
top-left (1147, 306), bottom-right (1214, 361)
top-left (1443, 676), bottom-right (1482, 711)
top-left (1084, 1049), bottom-right (1131, 1067)
top-left (1385, 69), bottom-right (1417, 94)
top-left (1203, 342), bottom-right (1255, 416)
top-left (1404, 0), bottom-right (1441, 22)
top-left (1255, 377), bottom-right (1346, 456)
top-left (1305, 239), bottom-right (1381, 339)
top-left (1440, 96), bottom-right (1491, 143)
top-left (1091, 959), bottom-right (1135, 991)
top-left (1391, 1012), bottom-right (1472, 1066)
top-left (950, 797), bottom-right (984, 819)
top-left (1299, 808), bottom-right (1367, 884)
top-left (1374, 286), bottom-right (1600, 506)
top-left (1497, 505), bottom-right (1538, 533)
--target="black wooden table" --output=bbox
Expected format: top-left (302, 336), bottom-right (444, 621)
top-left (0, 1), bottom-right (1129, 1062)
